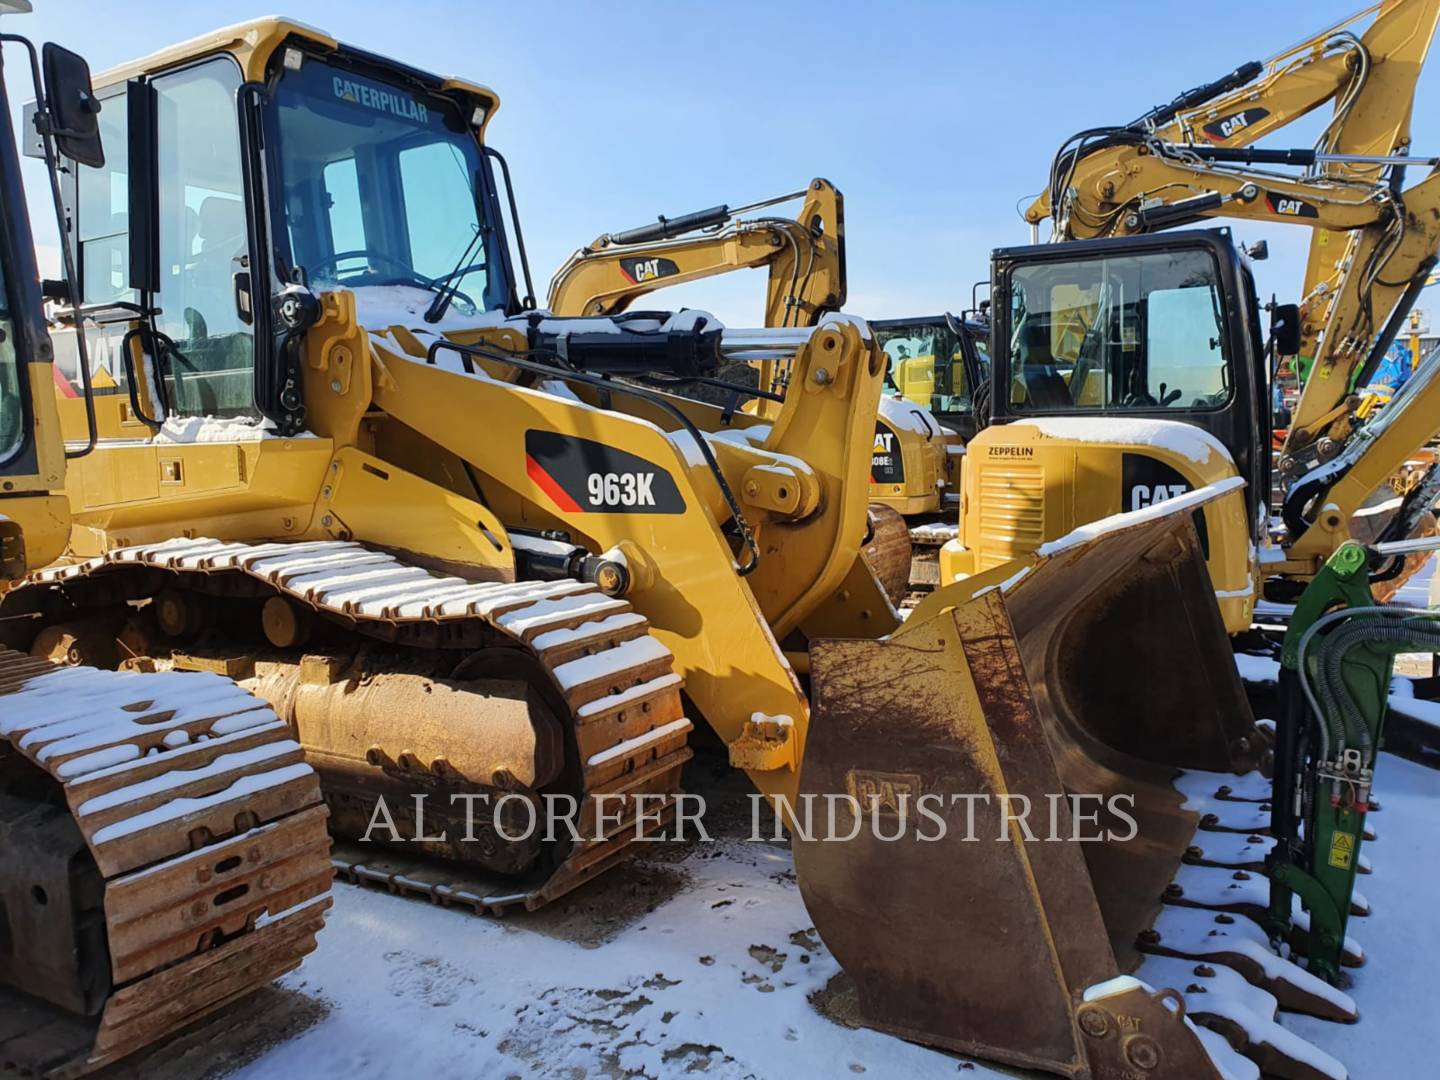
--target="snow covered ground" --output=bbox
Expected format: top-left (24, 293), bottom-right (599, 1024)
top-left (233, 836), bottom-right (988, 1080)
top-left (160, 747), bottom-right (1435, 1080)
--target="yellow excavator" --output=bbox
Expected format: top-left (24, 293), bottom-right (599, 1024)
top-left (0, 12), bottom-right (331, 1076)
top-left (546, 186), bottom-right (951, 599)
top-left (547, 179), bottom-right (847, 327)
top-left (0, 14), bottom-right (1386, 1080)
top-left (1026, 0), bottom-right (1440, 470)
top-left (931, 0), bottom-right (1440, 623)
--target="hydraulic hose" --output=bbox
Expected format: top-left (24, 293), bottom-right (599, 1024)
top-left (1315, 618), bottom-right (1440, 763)
top-left (1297, 605), bottom-right (1440, 765)
top-left (1295, 606), bottom-right (1423, 760)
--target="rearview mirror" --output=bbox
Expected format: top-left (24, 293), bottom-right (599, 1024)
top-left (1269, 302), bottom-right (1301, 357)
top-left (41, 42), bottom-right (103, 168)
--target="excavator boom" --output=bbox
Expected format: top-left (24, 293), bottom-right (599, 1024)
top-left (1025, 0), bottom-right (1440, 466)
top-left (548, 178), bottom-right (846, 326)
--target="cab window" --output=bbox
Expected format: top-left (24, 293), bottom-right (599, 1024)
top-left (152, 58), bottom-right (255, 418)
top-left (272, 56), bottom-right (504, 314)
top-left (0, 250), bottom-right (23, 463)
top-left (76, 88), bottom-right (133, 306)
top-left (877, 321), bottom-right (971, 415)
top-left (1008, 248), bottom-right (1231, 411)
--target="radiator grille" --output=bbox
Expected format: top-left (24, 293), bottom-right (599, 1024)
top-left (977, 464), bottom-right (1046, 569)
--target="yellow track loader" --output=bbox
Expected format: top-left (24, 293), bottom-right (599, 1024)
top-left (0, 15), bottom-right (1370, 1079)
top-left (0, 13), bottom-right (331, 1076)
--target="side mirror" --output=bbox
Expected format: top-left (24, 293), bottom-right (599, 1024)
top-left (41, 42), bottom-right (103, 168)
top-left (1269, 302), bottom-right (1301, 357)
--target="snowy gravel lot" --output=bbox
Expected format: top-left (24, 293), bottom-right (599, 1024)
top-left (173, 750), bottom-right (1440, 1080)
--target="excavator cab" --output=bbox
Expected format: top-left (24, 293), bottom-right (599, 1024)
top-left (990, 229), bottom-right (1271, 508)
top-left (941, 229), bottom-right (1271, 632)
top-left (872, 314), bottom-right (989, 440)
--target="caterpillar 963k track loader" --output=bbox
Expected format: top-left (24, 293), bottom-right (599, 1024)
top-left (0, 13), bottom-right (331, 1076)
top-left (0, 15), bottom-right (1373, 1079)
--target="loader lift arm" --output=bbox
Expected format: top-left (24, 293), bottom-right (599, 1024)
top-left (547, 178), bottom-right (846, 327)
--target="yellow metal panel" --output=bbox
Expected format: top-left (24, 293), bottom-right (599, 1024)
top-left (65, 436), bottom-right (333, 554)
top-left (367, 333), bottom-right (838, 803)
top-left (950, 421), bottom-right (1255, 632)
top-left (0, 494), bottom-right (68, 577)
top-left (319, 447), bottom-right (515, 580)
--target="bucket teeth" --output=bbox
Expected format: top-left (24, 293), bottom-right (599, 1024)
top-left (1141, 907), bottom-right (1359, 1022)
top-left (1160, 862), bottom-right (1366, 966)
top-left (1182, 987), bottom-right (1349, 1080)
top-left (1183, 832), bottom-right (1274, 870)
top-left (1188, 772), bottom-right (1276, 804)
top-left (1175, 770), bottom-right (1276, 833)
top-left (1196, 800), bottom-right (1273, 834)
top-left (1164, 864), bottom-right (1269, 918)
top-left (1136, 954), bottom-right (1279, 1019)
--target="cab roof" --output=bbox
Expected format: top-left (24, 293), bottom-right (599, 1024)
top-left (92, 16), bottom-right (500, 129)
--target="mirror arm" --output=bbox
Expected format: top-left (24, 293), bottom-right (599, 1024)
top-left (0, 32), bottom-right (98, 458)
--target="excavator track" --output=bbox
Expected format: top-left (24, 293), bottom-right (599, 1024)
top-left (8, 537), bottom-right (693, 915)
top-left (0, 648), bottom-right (332, 1078)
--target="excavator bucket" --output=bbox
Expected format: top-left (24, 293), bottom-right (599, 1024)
top-left (797, 490), bottom-right (1346, 1080)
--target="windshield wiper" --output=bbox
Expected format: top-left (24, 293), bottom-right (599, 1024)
top-left (425, 224), bottom-right (484, 324)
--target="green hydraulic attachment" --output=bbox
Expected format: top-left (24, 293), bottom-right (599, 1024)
top-left (1268, 540), bottom-right (1440, 983)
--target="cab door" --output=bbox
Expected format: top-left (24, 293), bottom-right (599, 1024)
top-left (59, 56), bottom-right (328, 541)
top-left (0, 81), bottom-right (68, 574)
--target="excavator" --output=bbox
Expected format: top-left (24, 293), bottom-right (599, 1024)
top-left (1025, 0), bottom-right (1440, 471)
top-left (813, 7), bottom-right (1440, 1069)
top-left (926, 0), bottom-right (1440, 623)
top-left (546, 186), bottom-right (951, 599)
top-left (547, 179), bottom-right (847, 327)
top-left (0, 13), bottom-right (1398, 1080)
top-left (0, 11), bottom-right (331, 1076)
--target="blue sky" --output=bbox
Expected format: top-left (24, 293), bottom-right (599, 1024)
top-left (5, 0), bottom-right (1438, 325)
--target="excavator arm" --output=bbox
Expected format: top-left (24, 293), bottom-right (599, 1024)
top-left (547, 178), bottom-right (846, 327)
top-left (1026, 0), bottom-right (1440, 235)
top-left (1023, 0), bottom-right (1440, 465)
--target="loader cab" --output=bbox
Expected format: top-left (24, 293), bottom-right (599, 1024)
top-left (51, 24), bottom-right (521, 440)
top-left (989, 229), bottom-right (1270, 531)
top-left (872, 315), bottom-right (990, 441)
